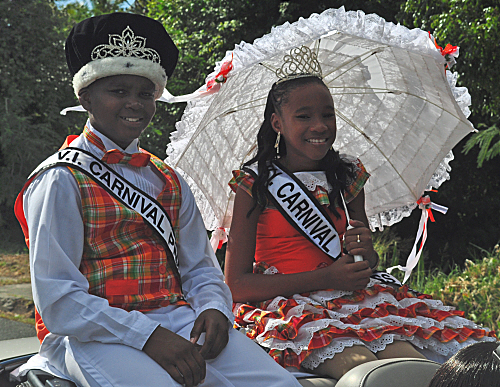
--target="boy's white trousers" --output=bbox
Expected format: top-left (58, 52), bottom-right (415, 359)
top-left (37, 305), bottom-right (301, 387)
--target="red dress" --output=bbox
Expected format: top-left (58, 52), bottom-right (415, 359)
top-left (229, 159), bottom-right (496, 371)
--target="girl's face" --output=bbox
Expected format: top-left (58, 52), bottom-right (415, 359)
top-left (271, 82), bottom-right (337, 172)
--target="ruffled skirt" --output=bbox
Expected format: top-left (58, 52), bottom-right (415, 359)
top-left (233, 264), bottom-right (497, 370)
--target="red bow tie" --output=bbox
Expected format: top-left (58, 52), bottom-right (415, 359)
top-left (101, 149), bottom-right (150, 167)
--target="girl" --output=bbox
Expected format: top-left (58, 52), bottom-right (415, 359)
top-left (225, 75), bottom-right (496, 379)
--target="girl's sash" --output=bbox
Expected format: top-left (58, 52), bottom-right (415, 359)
top-left (245, 162), bottom-right (342, 261)
top-left (245, 162), bottom-right (413, 290)
top-left (27, 147), bottom-right (179, 267)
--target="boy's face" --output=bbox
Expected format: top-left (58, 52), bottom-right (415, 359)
top-left (80, 75), bottom-right (157, 149)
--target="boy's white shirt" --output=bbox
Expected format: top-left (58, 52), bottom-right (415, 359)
top-left (23, 121), bottom-right (233, 351)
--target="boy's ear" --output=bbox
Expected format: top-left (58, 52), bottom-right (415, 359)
top-left (270, 112), bottom-right (282, 133)
top-left (78, 88), bottom-right (92, 112)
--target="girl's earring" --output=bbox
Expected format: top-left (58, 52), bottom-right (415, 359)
top-left (274, 132), bottom-right (281, 156)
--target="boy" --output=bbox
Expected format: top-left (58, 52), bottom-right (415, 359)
top-left (15, 13), bottom-right (301, 387)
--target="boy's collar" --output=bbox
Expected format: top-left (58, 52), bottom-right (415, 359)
top-left (84, 120), bottom-right (140, 154)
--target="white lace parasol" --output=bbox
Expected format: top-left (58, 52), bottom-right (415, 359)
top-left (165, 6), bottom-right (474, 240)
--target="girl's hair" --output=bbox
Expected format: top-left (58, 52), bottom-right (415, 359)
top-left (243, 76), bottom-right (354, 217)
top-left (428, 341), bottom-right (500, 387)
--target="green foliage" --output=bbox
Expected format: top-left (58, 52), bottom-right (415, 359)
top-left (57, 0), bottom-right (133, 35)
top-left (0, 0), bottom-right (83, 231)
top-left (463, 124), bottom-right (500, 167)
top-left (375, 233), bottom-right (500, 332)
top-left (374, 228), bottom-right (430, 290)
top-left (373, 228), bottom-right (413, 269)
top-left (418, 244), bottom-right (500, 332)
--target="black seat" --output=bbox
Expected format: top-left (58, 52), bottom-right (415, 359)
top-left (16, 370), bottom-right (76, 387)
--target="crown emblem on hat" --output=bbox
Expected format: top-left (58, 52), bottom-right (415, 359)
top-left (276, 45), bottom-right (322, 83)
top-left (91, 26), bottom-right (161, 64)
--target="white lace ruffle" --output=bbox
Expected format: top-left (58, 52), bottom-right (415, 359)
top-left (367, 150), bottom-right (455, 230)
top-left (292, 155), bottom-right (364, 194)
top-left (300, 334), bottom-right (496, 370)
top-left (165, 6), bottom-right (474, 232)
top-left (236, 281), bottom-right (495, 367)
top-left (294, 171), bottom-right (331, 193)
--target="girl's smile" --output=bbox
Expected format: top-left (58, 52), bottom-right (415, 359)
top-left (271, 82), bottom-right (337, 172)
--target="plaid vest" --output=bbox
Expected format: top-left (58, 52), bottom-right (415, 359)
top-left (69, 153), bottom-right (188, 312)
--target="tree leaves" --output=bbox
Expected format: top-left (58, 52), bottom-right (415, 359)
top-left (463, 124), bottom-right (500, 167)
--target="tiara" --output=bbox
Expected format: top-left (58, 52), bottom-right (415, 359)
top-left (91, 26), bottom-right (160, 63)
top-left (275, 45), bottom-right (322, 83)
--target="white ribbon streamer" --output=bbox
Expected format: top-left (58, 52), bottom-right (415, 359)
top-left (387, 197), bottom-right (448, 284)
top-left (210, 227), bottom-right (228, 253)
top-left (60, 105), bottom-right (87, 115)
top-left (158, 87), bottom-right (220, 104)
top-left (58, 86), bottom-right (210, 115)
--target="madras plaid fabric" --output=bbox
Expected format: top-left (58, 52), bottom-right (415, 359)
top-left (69, 156), bottom-right (186, 312)
top-left (101, 149), bottom-right (151, 167)
top-left (83, 125), bottom-right (106, 151)
top-left (82, 125), bottom-right (151, 167)
top-left (148, 153), bottom-right (182, 240)
top-left (233, 262), bottom-right (497, 370)
top-left (343, 157), bottom-right (369, 203)
top-left (229, 157), bottom-right (369, 206)
top-left (82, 125), bottom-right (181, 239)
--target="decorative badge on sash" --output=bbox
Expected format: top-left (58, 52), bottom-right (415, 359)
top-left (246, 162), bottom-right (343, 261)
top-left (28, 147), bottom-right (179, 266)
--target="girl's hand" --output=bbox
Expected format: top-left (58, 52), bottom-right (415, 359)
top-left (323, 254), bottom-right (372, 290)
top-left (344, 219), bottom-right (378, 269)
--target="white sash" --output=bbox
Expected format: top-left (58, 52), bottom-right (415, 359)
top-left (29, 147), bottom-right (179, 266)
top-left (245, 162), bottom-right (415, 289)
top-left (247, 163), bottom-right (343, 260)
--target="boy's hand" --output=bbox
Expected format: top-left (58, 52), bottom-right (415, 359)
top-left (190, 309), bottom-right (229, 360)
top-left (143, 326), bottom-right (205, 387)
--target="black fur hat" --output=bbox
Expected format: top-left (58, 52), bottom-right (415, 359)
top-left (65, 13), bottom-right (178, 99)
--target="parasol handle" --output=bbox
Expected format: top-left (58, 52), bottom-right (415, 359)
top-left (346, 224), bottom-right (364, 262)
top-left (340, 187), bottom-right (364, 262)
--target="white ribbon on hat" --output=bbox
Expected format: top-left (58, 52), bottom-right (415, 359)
top-left (60, 105), bottom-right (87, 115)
top-left (60, 85), bottom-right (216, 114)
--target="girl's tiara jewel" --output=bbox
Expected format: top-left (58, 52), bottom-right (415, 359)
top-left (275, 45), bottom-right (322, 83)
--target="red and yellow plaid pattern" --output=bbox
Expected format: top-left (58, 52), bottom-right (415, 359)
top-left (70, 154), bottom-right (186, 312)
top-left (16, 130), bottom-right (188, 342)
top-left (101, 149), bottom-right (151, 167)
top-left (234, 263), bottom-right (497, 369)
top-left (82, 124), bottom-right (182, 240)
top-left (229, 157), bottom-right (369, 206)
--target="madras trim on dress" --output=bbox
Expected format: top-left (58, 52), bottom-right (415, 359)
top-left (234, 263), bottom-right (497, 369)
top-left (228, 157), bottom-right (497, 370)
top-left (229, 156), bottom-right (369, 206)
